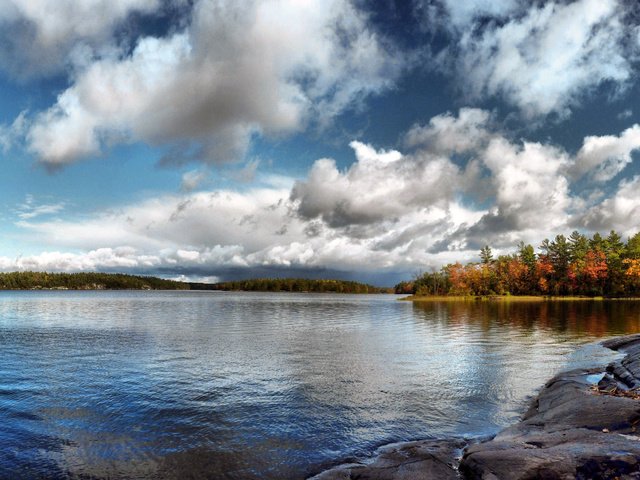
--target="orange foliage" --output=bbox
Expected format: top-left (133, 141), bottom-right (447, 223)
top-left (583, 250), bottom-right (607, 282)
top-left (447, 263), bottom-right (470, 295)
top-left (624, 258), bottom-right (640, 278)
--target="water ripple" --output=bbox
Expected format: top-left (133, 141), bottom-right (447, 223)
top-left (0, 291), bottom-right (639, 478)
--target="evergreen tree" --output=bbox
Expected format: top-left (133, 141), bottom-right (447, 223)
top-left (568, 231), bottom-right (589, 263)
top-left (605, 230), bottom-right (626, 295)
top-left (480, 245), bottom-right (493, 264)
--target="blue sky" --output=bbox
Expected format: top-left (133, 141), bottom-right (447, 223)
top-left (1, 0), bottom-right (640, 286)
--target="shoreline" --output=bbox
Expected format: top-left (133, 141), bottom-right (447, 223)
top-left (404, 294), bottom-right (640, 302)
top-left (311, 334), bottom-right (640, 479)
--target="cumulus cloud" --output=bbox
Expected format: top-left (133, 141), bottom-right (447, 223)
top-left (0, 0), bottom-right (162, 77)
top-left (403, 107), bottom-right (492, 153)
top-left (572, 124), bottom-right (640, 182)
top-left (25, 0), bottom-right (404, 167)
top-left (441, 0), bottom-right (635, 117)
top-left (482, 139), bottom-right (571, 229)
top-left (8, 109), bottom-right (640, 280)
top-left (573, 176), bottom-right (640, 235)
top-left (454, 139), bottom-right (572, 250)
top-left (292, 140), bottom-right (460, 228)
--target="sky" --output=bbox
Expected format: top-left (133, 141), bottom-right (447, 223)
top-left (0, 0), bottom-right (640, 286)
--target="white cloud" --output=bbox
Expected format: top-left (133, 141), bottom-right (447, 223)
top-left (9, 109), bottom-right (640, 279)
top-left (482, 138), bottom-right (571, 230)
top-left (25, 0), bottom-right (404, 167)
top-left (0, 0), bottom-right (162, 77)
top-left (436, 0), bottom-right (520, 30)
top-left (15, 194), bottom-right (65, 220)
top-left (618, 109), bottom-right (633, 120)
top-left (574, 176), bottom-right (640, 235)
top-left (404, 107), bottom-right (492, 153)
top-left (448, 0), bottom-right (633, 117)
top-left (292, 140), bottom-right (460, 228)
top-left (0, 110), bottom-right (27, 152)
top-left (180, 168), bottom-right (209, 192)
top-left (572, 124), bottom-right (640, 182)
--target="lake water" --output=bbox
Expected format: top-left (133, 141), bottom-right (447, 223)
top-left (1, 291), bottom-right (639, 479)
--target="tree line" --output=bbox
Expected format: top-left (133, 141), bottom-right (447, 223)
top-left (209, 278), bottom-right (391, 293)
top-left (0, 272), bottom-right (188, 290)
top-left (0, 272), bottom-right (393, 294)
top-left (395, 231), bottom-right (640, 297)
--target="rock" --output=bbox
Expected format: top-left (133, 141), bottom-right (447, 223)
top-left (309, 439), bottom-right (465, 480)
top-left (460, 334), bottom-right (640, 479)
top-left (314, 334), bottom-right (640, 480)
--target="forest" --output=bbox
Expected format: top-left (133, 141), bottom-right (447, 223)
top-left (0, 272), bottom-right (391, 293)
top-left (208, 278), bottom-right (391, 293)
top-left (0, 272), bottom-right (188, 290)
top-left (395, 231), bottom-right (640, 297)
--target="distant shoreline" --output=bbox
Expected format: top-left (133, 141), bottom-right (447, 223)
top-left (0, 272), bottom-right (392, 294)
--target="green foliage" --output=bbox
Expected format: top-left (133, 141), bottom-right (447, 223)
top-left (568, 231), bottom-right (589, 263)
top-left (0, 272), bottom-right (188, 290)
top-left (480, 245), bottom-right (493, 264)
top-left (396, 231), bottom-right (640, 297)
top-left (0, 272), bottom-right (391, 294)
top-left (626, 232), bottom-right (640, 259)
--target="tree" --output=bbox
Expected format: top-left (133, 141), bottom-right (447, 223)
top-left (568, 231), bottom-right (589, 263)
top-left (447, 263), bottom-right (471, 295)
top-left (517, 241), bottom-right (537, 290)
top-left (548, 235), bottom-right (571, 294)
top-left (582, 249), bottom-right (608, 295)
top-left (605, 230), bottom-right (625, 295)
top-left (626, 232), bottom-right (640, 260)
top-left (623, 258), bottom-right (640, 295)
top-left (590, 232), bottom-right (605, 251)
top-left (480, 245), bottom-right (493, 264)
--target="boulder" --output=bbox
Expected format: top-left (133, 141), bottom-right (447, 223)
top-left (309, 439), bottom-right (464, 480)
top-left (460, 335), bottom-right (640, 479)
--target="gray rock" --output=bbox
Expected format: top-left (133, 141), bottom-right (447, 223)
top-left (309, 439), bottom-right (465, 480)
top-left (314, 334), bottom-right (640, 480)
top-left (460, 334), bottom-right (640, 479)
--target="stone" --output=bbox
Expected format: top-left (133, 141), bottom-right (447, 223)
top-left (313, 335), bottom-right (640, 480)
top-left (460, 334), bottom-right (640, 479)
top-left (309, 439), bottom-right (464, 480)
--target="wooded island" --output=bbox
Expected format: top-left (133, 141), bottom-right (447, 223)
top-left (395, 230), bottom-right (640, 297)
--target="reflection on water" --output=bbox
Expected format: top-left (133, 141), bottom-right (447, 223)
top-left (0, 292), bottom-right (638, 479)
top-left (415, 300), bottom-right (640, 337)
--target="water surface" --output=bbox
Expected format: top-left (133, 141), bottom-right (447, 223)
top-left (1, 291), bottom-right (639, 479)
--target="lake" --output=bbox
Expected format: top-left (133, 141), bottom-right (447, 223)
top-left (0, 291), bottom-right (639, 479)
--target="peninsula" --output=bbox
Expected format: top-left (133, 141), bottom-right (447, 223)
top-left (396, 230), bottom-right (640, 299)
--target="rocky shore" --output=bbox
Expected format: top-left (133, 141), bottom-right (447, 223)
top-left (311, 334), bottom-right (640, 479)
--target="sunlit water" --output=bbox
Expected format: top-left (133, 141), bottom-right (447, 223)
top-left (1, 291), bottom-right (639, 479)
